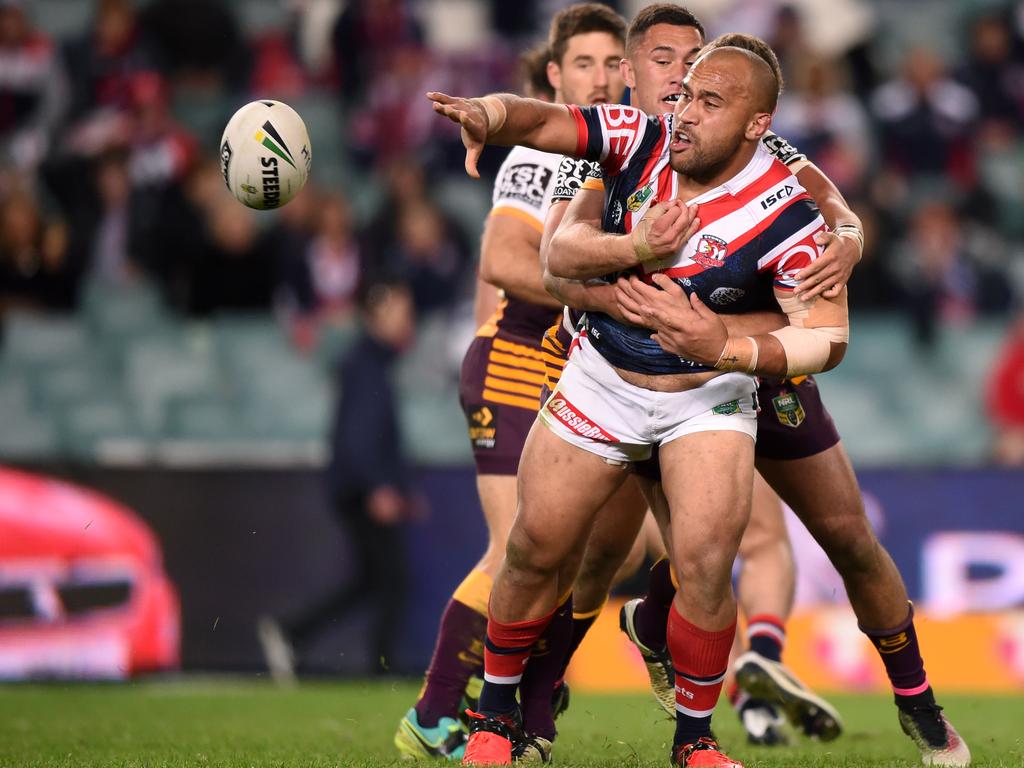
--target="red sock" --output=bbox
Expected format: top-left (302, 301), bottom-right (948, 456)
top-left (478, 607), bottom-right (555, 715)
top-left (667, 604), bottom-right (735, 746)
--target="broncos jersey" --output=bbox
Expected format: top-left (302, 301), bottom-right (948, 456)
top-left (565, 104), bottom-right (827, 376)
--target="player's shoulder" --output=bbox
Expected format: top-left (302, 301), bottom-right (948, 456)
top-left (492, 146), bottom-right (561, 214)
top-left (552, 155), bottom-right (603, 202)
top-left (759, 131), bottom-right (807, 167)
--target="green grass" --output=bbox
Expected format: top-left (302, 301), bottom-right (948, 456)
top-left (0, 680), bottom-right (1020, 767)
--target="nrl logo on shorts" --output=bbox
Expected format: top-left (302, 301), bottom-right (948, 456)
top-left (772, 391), bottom-right (805, 428)
top-left (692, 234), bottom-right (728, 268)
top-left (626, 183), bottom-right (654, 212)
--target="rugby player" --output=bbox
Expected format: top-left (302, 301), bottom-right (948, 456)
top-left (537, 10), bottom-right (849, 745)
top-left (429, 43), bottom-right (854, 767)
top-left (547, 27), bottom-right (970, 768)
top-left (395, 5), bottom-right (629, 761)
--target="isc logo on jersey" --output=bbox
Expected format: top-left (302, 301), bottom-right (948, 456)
top-left (221, 100), bottom-right (311, 210)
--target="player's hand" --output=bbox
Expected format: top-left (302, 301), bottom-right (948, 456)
top-left (368, 486), bottom-right (406, 525)
top-left (426, 91), bottom-right (487, 178)
top-left (614, 273), bottom-right (728, 364)
top-left (632, 201), bottom-right (700, 262)
top-left (795, 230), bottom-right (861, 300)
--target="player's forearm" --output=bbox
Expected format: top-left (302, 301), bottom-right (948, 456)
top-left (547, 220), bottom-right (638, 279)
top-left (720, 311), bottom-right (787, 337)
top-left (542, 270), bottom-right (615, 313)
top-left (483, 94), bottom-right (580, 156)
top-left (483, 257), bottom-right (562, 309)
top-left (795, 162), bottom-right (861, 231)
top-left (716, 290), bottom-right (849, 376)
top-left (719, 334), bottom-right (846, 377)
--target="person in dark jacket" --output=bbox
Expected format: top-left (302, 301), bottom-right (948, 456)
top-left (259, 276), bottom-right (416, 678)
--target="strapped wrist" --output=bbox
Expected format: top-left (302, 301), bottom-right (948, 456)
top-left (714, 336), bottom-right (759, 373)
top-left (471, 95), bottom-right (508, 137)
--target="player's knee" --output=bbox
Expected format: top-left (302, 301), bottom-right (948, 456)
top-left (673, 545), bottom-right (733, 596)
top-left (504, 524), bottom-right (561, 579)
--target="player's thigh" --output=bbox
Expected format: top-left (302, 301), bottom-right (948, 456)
top-left (475, 473), bottom-right (519, 575)
top-left (756, 442), bottom-right (874, 562)
top-left (660, 430), bottom-right (754, 570)
top-left (738, 471), bottom-right (789, 559)
top-left (510, 418), bottom-right (630, 572)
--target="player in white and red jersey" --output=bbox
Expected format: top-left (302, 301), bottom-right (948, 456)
top-left (430, 45), bottom-right (851, 768)
top-left (538, 13), bottom-right (848, 747)
top-left (546, 26), bottom-right (970, 768)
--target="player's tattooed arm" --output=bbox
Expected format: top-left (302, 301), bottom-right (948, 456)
top-left (427, 92), bottom-right (579, 178)
top-left (546, 190), bottom-right (700, 280)
top-left (793, 163), bottom-right (863, 301)
top-left (614, 275), bottom-right (847, 376)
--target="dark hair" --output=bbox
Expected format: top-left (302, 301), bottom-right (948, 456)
top-left (357, 274), bottom-right (409, 313)
top-left (548, 3), bottom-right (626, 67)
top-left (626, 4), bottom-right (705, 54)
top-left (518, 42), bottom-right (556, 101)
top-left (707, 33), bottom-right (784, 98)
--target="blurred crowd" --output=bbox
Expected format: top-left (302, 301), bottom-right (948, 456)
top-left (0, 0), bottom-right (1023, 456)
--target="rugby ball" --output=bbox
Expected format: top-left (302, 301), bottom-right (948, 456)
top-left (220, 100), bottom-right (311, 210)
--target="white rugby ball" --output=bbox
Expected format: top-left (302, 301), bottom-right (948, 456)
top-left (220, 100), bottom-right (311, 210)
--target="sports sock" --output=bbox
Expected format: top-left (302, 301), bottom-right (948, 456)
top-left (667, 603), bottom-right (735, 747)
top-left (555, 602), bottom-right (602, 680)
top-left (860, 602), bottom-right (932, 706)
top-left (479, 605), bottom-right (556, 716)
top-left (746, 614), bottom-right (785, 662)
top-left (415, 569), bottom-right (492, 727)
top-left (632, 558), bottom-right (676, 651)
top-left (520, 594), bottom-right (573, 741)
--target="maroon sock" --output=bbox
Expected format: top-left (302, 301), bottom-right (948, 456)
top-left (520, 595), bottom-right (573, 741)
top-left (556, 609), bottom-right (599, 681)
top-left (415, 599), bottom-right (487, 727)
top-left (860, 603), bottom-right (930, 701)
top-left (479, 607), bottom-right (556, 716)
top-left (633, 558), bottom-right (676, 651)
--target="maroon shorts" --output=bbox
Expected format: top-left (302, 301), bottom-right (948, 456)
top-left (753, 376), bottom-right (841, 461)
top-left (459, 333), bottom-right (545, 476)
top-left (633, 375), bottom-right (840, 480)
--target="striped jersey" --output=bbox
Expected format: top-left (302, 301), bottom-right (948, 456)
top-left (476, 145), bottom-right (563, 342)
top-left (566, 104), bottom-right (827, 376)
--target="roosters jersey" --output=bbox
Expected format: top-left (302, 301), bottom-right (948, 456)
top-left (478, 145), bottom-right (563, 341)
top-left (566, 104), bottom-right (826, 376)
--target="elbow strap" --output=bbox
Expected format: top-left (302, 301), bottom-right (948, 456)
top-left (771, 289), bottom-right (849, 376)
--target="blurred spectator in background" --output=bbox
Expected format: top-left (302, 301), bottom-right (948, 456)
top-left (0, 0), bottom-right (65, 174)
top-left (987, 309), bottom-right (1024, 465)
top-left (958, 11), bottom-right (1024, 131)
top-left (871, 47), bottom-right (978, 185)
top-left (275, 190), bottom-right (362, 349)
top-left (893, 199), bottom-right (1014, 348)
top-left (61, 0), bottom-right (153, 143)
top-left (141, 0), bottom-right (250, 94)
top-left (331, 0), bottom-right (423, 108)
top-left (385, 199), bottom-right (470, 317)
top-left (0, 187), bottom-right (73, 312)
top-left (85, 148), bottom-right (134, 284)
top-left (260, 276), bottom-right (417, 679)
top-left (187, 195), bottom-right (273, 316)
top-left (773, 54), bottom-right (873, 195)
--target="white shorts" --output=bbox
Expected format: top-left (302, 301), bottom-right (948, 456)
top-left (538, 335), bottom-right (757, 464)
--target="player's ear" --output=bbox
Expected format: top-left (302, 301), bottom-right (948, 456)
top-left (745, 112), bottom-right (772, 141)
top-left (621, 57), bottom-right (637, 90)
top-left (547, 60), bottom-right (562, 94)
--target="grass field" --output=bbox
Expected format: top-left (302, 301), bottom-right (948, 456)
top-left (0, 680), bottom-right (1021, 767)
